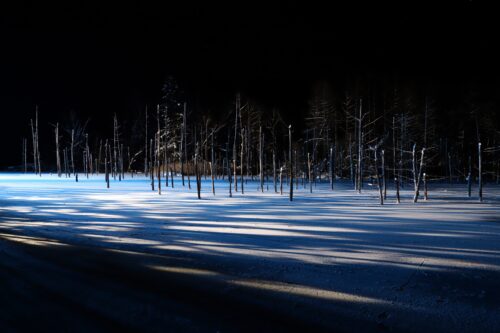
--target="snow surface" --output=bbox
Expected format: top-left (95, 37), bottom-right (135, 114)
top-left (1, 173), bottom-right (499, 332)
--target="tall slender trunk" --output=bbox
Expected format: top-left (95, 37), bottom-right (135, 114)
top-left (211, 130), bottom-right (215, 195)
top-left (381, 149), bottom-right (386, 200)
top-left (467, 155), bottom-right (472, 197)
top-left (374, 148), bottom-right (383, 205)
top-left (478, 142), bottom-right (482, 202)
top-left (273, 150), bottom-right (277, 193)
top-left (423, 172), bottom-right (428, 200)
top-left (308, 152), bottom-right (312, 193)
top-left (233, 94), bottom-right (239, 192)
top-left (259, 126), bottom-right (263, 193)
top-left (55, 123), bottom-right (61, 177)
top-left (413, 144), bottom-right (426, 203)
top-left (196, 143), bottom-right (201, 199)
top-left (357, 99), bottom-right (363, 193)
top-left (150, 138), bottom-right (155, 191)
top-left (289, 125), bottom-right (293, 201)
top-left (240, 127), bottom-right (245, 194)
top-left (144, 106), bottom-right (148, 176)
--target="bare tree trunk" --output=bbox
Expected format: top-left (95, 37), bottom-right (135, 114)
top-left (233, 94), bottom-right (239, 192)
top-left (295, 150), bottom-right (299, 190)
top-left (289, 125), bottom-right (293, 201)
top-left (392, 116), bottom-right (396, 191)
top-left (97, 139), bottom-right (101, 175)
top-left (157, 107), bottom-right (161, 195)
top-left (30, 119), bottom-right (37, 174)
top-left (478, 142), bottom-right (482, 202)
top-left (423, 172), bottom-right (428, 200)
top-left (381, 149), bottom-right (386, 200)
top-left (180, 104), bottom-right (185, 186)
top-left (63, 147), bottom-right (68, 177)
top-left (273, 150), bottom-right (277, 193)
top-left (349, 137), bottom-right (354, 185)
top-left (150, 138), bottom-right (155, 191)
top-left (228, 158), bottom-right (232, 198)
top-left (55, 123), bottom-right (61, 177)
top-left (145, 106), bottom-right (148, 176)
top-left (85, 134), bottom-right (90, 179)
top-left (413, 145), bottom-right (426, 203)
top-left (329, 146), bottom-right (333, 190)
top-left (374, 148), bottom-right (383, 205)
top-left (395, 176), bottom-right (400, 204)
top-left (70, 129), bottom-right (76, 174)
top-left (279, 167), bottom-right (283, 195)
top-left (105, 140), bottom-right (109, 188)
top-left (259, 126), bottom-right (263, 193)
top-left (308, 153), bottom-right (312, 193)
top-left (467, 155), bottom-right (472, 197)
top-left (240, 127), bottom-right (245, 194)
top-left (36, 108), bottom-right (41, 175)
top-left (195, 143), bottom-right (201, 199)
top-left (211, 130), bottom-right (215, 196)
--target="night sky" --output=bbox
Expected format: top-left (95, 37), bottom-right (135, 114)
top-left (1, 1), bottom-right (498, 167)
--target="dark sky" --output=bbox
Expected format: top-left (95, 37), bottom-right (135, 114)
top-left (0, 1), bottom-right (499, 166)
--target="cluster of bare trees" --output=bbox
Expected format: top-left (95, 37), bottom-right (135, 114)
top-left (20, 81), bottom-right (499, 203)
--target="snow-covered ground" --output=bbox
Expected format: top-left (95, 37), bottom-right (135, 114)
top-left (1, 173), bottom-right (499, 332)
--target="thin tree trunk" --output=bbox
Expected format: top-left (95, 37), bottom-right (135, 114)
top-left (478, 142), bottom-right (482, 202)
top-left (374, 148), bottom-right (383, 205)
top-left (308, 153), bottom-right (312, 193)
top-left (259, 126), bottom-right (263, 193)
top-left (413, 145), bottom-right (426, 203)
top-left (145, 106), bottom-right (148, 176)
top-left (240, 127), bottom-right (245, 194)
top-left (395, 176), bottom-right (400, 204)
top-left (289, 125), bottom-right (293, 201)
top-left (467, 155), bottom-right (472, 197)
top-left (55, 123), bottom-right (61, 177)
top-left (382, 149), bottom-right (386, 200)
top-left (329, 146), bottom-right (333, 190)
top-left (423, 172), bottom-right (428, 200)
top-left (273, 150), bottom-right (277, 193)
top-left (150, 138), bottom-right (155, 191)
top-left (211, 130), bottom-right (215, 195)
top-left (279, 167), bottom-right (283, 195)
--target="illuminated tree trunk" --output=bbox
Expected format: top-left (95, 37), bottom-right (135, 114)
top-left (55, 123), bottom-right (61, 177)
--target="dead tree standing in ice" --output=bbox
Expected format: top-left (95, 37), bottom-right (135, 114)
top-left (144, 106), bottom-right (149, 177)
top-left (308, 152), bottom-right (312, 193)
top-left (354, 99), bottom-right (365, 193)
top-left (478, 142), bottom-right (482, 202)
top-left (22, 138), bottom-right (27, 173)
top-left (373, 147), bottom-right (384, 205)
top-left (233, 94), bottom-right (240, 192)
top-left (412, 144), bottom-right (426, 203)
top-left (289, 124), bottom-right (294, 201)
top-left (30, 107), bottom-right (41, 175)
top-left (381, 149), bottom-right (386, 199)
top-left (467, 155), bottom-right (472, 197)
top-left (195, 142), bottom-right (201, 199)
top-left (240, 127), bottom-right (245, 194)
top-left (55, 123), bottom-right (61, 177)
top-left (273, 150), bottom-right (277, 193)
top-left (259, 126), bottom-right (264, 192)
top-left (105, 139), bottom-right (110, 188)
top-left (157, 106), bottom-right (161, 195)
top-left (150, 138), bottom-right (154, 191)
top-left (329, 146), bottom-right (334, 190)
top-left (211, 129), bottom-right (215, 195)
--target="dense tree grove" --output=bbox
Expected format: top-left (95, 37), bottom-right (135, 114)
top-left (19, 78), bottom-right (500, 202)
